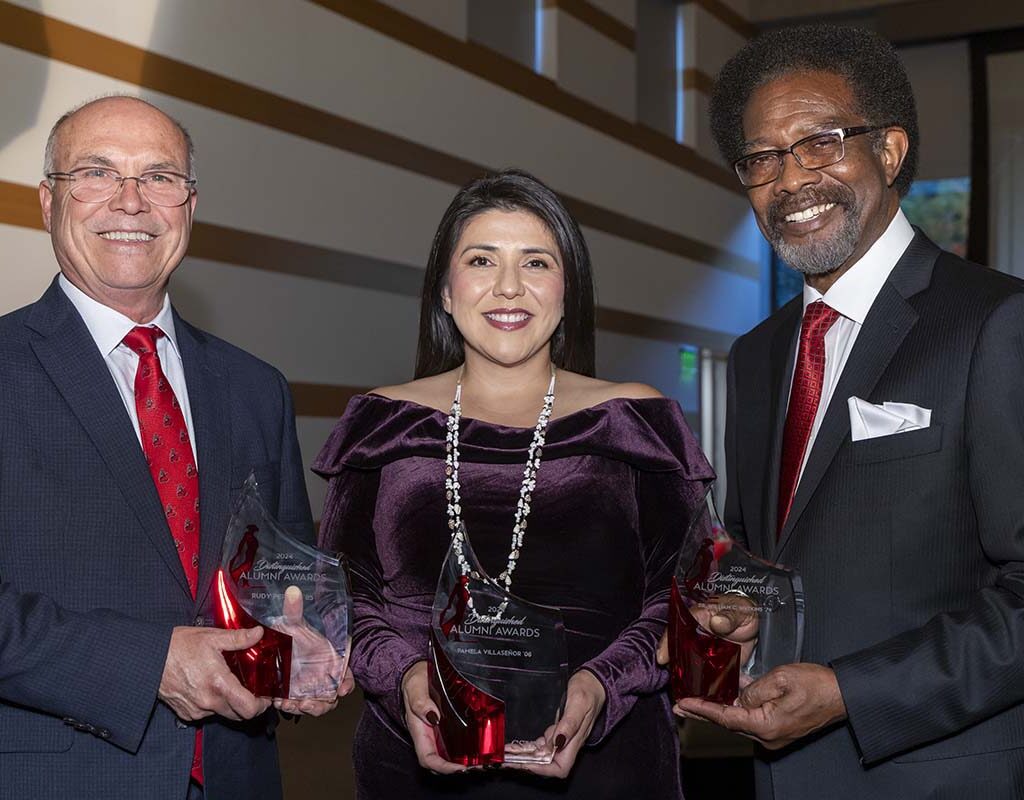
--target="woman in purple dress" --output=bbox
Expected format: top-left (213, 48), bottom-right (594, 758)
top-left (314, 170), bottom-right (713, 798)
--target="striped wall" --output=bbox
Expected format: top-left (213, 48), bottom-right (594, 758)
top-left (0, 0), bottom-right (764, 517)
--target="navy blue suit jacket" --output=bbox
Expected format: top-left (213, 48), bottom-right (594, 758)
top-left (0, 278), bottom-right (313, 800)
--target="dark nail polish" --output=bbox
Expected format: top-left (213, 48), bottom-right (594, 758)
top-left (426, 711), bottom-right (439, 726)
top-left (555, 734), bottom-right (567, 751)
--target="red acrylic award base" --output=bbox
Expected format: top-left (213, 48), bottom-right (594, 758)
top-left (668, 577), bottom-right (741, 705)
top-left (215, 569), bottom-right (294, 698)
top-left (428, 630), bottom-right (505, 766)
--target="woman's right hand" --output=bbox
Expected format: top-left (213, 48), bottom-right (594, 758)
top-left (401, 660), bottom-right (468, 774)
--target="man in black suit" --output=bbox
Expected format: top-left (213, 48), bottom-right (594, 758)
top-left (0, 96), bottom-right (344, 800)
top-left (671, 25), bottom-right (1024, 799)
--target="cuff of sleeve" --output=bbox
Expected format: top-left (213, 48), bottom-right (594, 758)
top-left (830, 653), bottom-right (893, 765)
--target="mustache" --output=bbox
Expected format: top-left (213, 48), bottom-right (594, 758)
top-left (767, 186), bottom-right (856, 230)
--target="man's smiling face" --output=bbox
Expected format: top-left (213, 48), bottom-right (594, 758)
top-left (742, 70), bottom-right (899, 278)
top-left (40, 97), bottom-right (196, 315)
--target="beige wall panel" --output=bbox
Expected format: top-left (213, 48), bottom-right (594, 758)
top-left (378, 0), bottom-right (468, 40)
top-left (296, 416), bottom-right (344, 521)
top-left (686, 4), bottom-right (747, 80)
top-left (587, 0), bottom-right (637, 29)
top-left (899, 41), bottom-right (970, 182)
top-left (584, 226), bottom-right (760, 336)
top-left (170, 257), bottom-right (419, 387)
top-left (13, 0), bottom-right (758, 263)
top-left (0, 224), bottom-right (60, 314)
top-left (692, 90), bottom-right (720, 164)
top-left (555, 11), bottom-right (636, 122)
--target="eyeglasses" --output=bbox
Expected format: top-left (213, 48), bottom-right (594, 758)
top-left (46, 167), bottom-right (196, 207)
top-left (733, 126), bottom-right (886, 188)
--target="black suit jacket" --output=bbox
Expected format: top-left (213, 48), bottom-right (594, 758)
top-left (0, 278), bottom-right (314, 800)
top-left (725, 232), bottom-right (1024, 799)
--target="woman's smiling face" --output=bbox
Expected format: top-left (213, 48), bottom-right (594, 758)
top-left (443, 209), bottom-right (565, 369)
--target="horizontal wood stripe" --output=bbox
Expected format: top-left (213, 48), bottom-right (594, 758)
top-left (683, 0), bottom-right (757, 39)
top-left (683, 68), bottom-right (716, 96)
top-left (306, 0), bottom-right (741, 193)
top-left (290, 382), bottom-right (368, 418)
top-left (0, 1), bottom-right (757, 279)
top-left (545, 0), bottom-right (636, 50)
top-left (0, 179), bottom-right (736, 355)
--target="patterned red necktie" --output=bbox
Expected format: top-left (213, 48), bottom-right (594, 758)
top-left (777, 301), bottom-right (841, 537)
top-left (122, 326), bottom-right (204, 784)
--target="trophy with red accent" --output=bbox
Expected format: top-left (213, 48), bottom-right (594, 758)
top-left (668, 491), bottom-right (804, 705)
top-left (215, 473), bottom-right (351, 699)
top-left (428, 523), bottom-right (568, 766)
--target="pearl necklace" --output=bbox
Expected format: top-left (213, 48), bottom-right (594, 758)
top-left (445, 367), bottom-right (556, 621)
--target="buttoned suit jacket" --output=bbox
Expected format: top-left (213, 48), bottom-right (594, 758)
top-left (0, 278), bottom-right (314, 800)
top-left (725, 231), bottom-right (1024, 799)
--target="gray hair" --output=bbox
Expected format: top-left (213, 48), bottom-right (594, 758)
top-left (43, 94), bottom-right (197, 184)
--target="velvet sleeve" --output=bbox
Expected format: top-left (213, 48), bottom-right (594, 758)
top-left (318, 466), bottom-right (424, 728)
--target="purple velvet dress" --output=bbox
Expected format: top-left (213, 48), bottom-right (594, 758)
top-left (314, 394), bottom-right (713, 799)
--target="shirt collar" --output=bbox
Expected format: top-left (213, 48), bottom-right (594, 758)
top-left (58, 274), bottom-right (182, 360)
top-left (802, 208), bottom-right (915, 325)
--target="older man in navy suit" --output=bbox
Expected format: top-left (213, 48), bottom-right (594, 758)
top-left (0, 96), bottom-right (341, 800)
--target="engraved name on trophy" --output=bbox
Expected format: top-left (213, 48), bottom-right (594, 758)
top-left (428, 523), bottom-right (568, 766)
top-left (668, 492), bottom-right (804, 705)
top-left (215, 474), bottom-right (351, 699)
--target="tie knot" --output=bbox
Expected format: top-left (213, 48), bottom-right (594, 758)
top-left (802, 301), bottom-right (840, 339)
top-left (123, 325), bottom-right (165, 356)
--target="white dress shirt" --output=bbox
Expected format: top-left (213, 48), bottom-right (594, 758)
top-left (789, 209), bottom-right (916, 482)
top-left (59, 275), bottom-right (198, 457)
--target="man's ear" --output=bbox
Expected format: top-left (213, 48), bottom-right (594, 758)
top-left (880, 127), bottom-right (909, 189)
top-left (38, 181), bottom-right (53, 233)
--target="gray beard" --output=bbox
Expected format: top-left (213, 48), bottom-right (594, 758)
top-left (768, 204), bottom-right (862, 276)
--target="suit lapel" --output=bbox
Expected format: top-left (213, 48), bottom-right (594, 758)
top-left (176, 314), bottom-right (232, 612)
top-left (774, 233), bottom-right (939, 557)
top-left (762, 300), bottom-right (801, 554)
top-left (27, 282), bottom-right (192, 596)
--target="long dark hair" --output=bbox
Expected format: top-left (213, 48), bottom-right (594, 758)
top-left (414, 169), bottom-right (596, 378)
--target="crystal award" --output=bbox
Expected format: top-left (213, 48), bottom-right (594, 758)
top-left (668, 491), bottom-right (804, 705)
top-left (428, 523), bottom-right (568, 766)
top-left (215, 473), bottom-right (351, 699)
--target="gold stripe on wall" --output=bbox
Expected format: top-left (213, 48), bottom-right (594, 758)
top-left (683, 68), bottom-right (716, 96)
top-left (290, 382), bottom-right (368, 418)
top-left (683, 0), bottom-right (757, 39)
top-left (307, 0), bottom-right (739, 193)
top-left (0, 1), bottom-right (757, 279)
top-left (0, 180), bottom-right (737, 356)
top-left (545, 0), bottom-right (636, 50)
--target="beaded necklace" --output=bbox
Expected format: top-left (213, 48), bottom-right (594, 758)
top-left (445, 367), bottom-right (556, 622)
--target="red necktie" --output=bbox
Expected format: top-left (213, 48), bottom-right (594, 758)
top-left (122, 326), bottom-right (204, 784)
top-left (777, 301), bottom-right (841, 537)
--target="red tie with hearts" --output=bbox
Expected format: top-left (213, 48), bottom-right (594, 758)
top-left (777, 301), bottom-right (841, 538)
top-left (122, 326), bottom-right (204, 785)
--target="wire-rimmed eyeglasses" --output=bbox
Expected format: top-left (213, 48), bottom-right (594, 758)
top-left (733, 126), bottom-right (887, 188)
top-left (46, 167), bottom-right (196, 207)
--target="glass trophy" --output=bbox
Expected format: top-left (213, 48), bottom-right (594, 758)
top-left (215, 473), bottom-right (351, 699)
top-left (428, 523), bottom-right (568, 766)
top-left (668, 491), bottom-right (804, 705)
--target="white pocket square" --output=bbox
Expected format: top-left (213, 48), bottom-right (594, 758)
top-left (848, 397), bottom-right (932, 442)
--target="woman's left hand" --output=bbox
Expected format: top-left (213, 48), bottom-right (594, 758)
top-left (510, 669), bottom-right (607, 779)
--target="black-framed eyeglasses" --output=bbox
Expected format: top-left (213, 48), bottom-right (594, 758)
top-left (733, 126), bottom-right (887, 188)
top-left (46, 167), bottom-right (196, 207)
